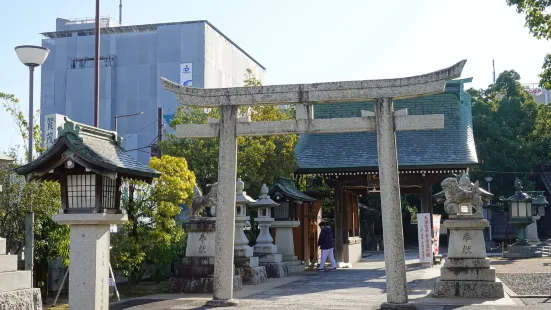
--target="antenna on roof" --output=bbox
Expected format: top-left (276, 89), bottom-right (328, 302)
top-left (119, 0), bottom-right (122, 24)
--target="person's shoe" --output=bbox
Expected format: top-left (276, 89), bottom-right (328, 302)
top-left (330, 267), bottom-right (337, 271)
top-left (317, 268), bottom-right (325, 272)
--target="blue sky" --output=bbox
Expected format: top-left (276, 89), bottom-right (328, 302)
top-left (1, 0), bottom-right (549, 156)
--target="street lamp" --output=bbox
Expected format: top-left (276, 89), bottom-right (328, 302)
top-left (14, 44), bottom-right (50, 283)
top-left (113, 111), bottom-right (143, 132)
top-left (14, 45), bottom-right (50, 162)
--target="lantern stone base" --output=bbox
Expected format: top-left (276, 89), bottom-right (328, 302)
top-left (253, 243), bottom-right (278, 254)
top-left (262, 262), bottom-right (288, 278)
top-left (504, 244), bottom-right (542, 258)
top-left (255, 252), bottom-right (282, 263)
top-left (284, 259), bottom-right (305, 274)
top-left (0, 288), bottom-right (42, 310)
top-left (235, 266), bottom-right (267, 285)
top-left (433, 218), bottom-right (504, 298)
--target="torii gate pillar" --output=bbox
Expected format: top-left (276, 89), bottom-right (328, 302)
top-left (161, 59), bottom-right (467, 308)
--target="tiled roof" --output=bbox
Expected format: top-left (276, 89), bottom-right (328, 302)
top-left (15, 120), bottom-right (160, 181)
top-left (295, 79), bottom-right (478, 173)
top-left (269, 177), bottom-right (315, 202)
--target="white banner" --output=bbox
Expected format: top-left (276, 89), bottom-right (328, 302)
top-left (180, 63), bottom-right (193, 86)
top-left (44, 114), bottom-right (66, 150)
top-left (417, 213), bottom-right (433, 263)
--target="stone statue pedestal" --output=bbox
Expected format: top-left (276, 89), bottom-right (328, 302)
top-left (434, 218), bottom-right (504, 298)
top-left (170, 217), bottom-right (242, 293)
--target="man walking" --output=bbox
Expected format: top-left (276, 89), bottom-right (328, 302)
top-left (317, 221), bottom-right (337, 271)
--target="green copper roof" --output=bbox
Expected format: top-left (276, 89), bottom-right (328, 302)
top-left (269, 177), bottom-right (315, 202)
top-left (295, 79), bottom-right (478, 173)
top-left (15, 118), bottom-right (160, 182)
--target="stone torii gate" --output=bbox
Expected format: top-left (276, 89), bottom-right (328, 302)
top-left (161, 60), bottom-right (466, 308)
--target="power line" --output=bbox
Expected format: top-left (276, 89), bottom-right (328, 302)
top-left (125, 120), bottom-right (158, 140)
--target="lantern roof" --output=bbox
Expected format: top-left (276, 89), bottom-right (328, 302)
top-left (236, 178), bottom-right (256, 204)
top-left (268, 177), bottom-right (315, 203)
top-left (526, 191), bottom-right (548, 205)
top-left (501, 178), bottom-right (532, 202)
top-left (251, 184), bottom-right (279, 208)
top-left (15, 117), bottom-right (161, 182)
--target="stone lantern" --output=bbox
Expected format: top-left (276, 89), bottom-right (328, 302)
top-left (501, 178), bottom-right (541, 258)
top-left (524, 191), bottom-right (548, 245)
top-left (249, 184), bottom-right (288, 278)
top-left (233, 178), bottom-right (267, 285)
top-left (15, 118), bottom-right (160, 309)
top-left (234, 178), bottom-right (256, 259)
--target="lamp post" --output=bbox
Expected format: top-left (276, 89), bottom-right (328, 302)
top-left (113, 111), bottom-right (143, 132)
top-left (14, 44), bottom-right (50, 282)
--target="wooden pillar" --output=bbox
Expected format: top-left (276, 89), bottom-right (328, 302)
top-left (334, 179), bottom-right (343, 262)
top-left (420, 176), bottom-right (434, 230)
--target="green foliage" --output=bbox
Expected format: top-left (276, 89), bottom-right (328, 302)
top-left (159, 69), bottom-right (298, 197)
top-left (111, 155), bottom-right (195, 284)
top-left (468, 70), bottom-right (551, 197)
top-left (0, 93), bottom-right (70, 289)
top-left (506, 1), bottom-right (551, 89)
top-left (0, 92), bottom-right (44, 159)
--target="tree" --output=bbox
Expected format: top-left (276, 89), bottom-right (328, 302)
top-left (159, 69), bottom-right (298, 197)
top-left (506, 0), bottom-right (551, 89)
top-left (468, 70), bottom-right (551, 197)
top-left (0, 92), bottom-right (44, 160)
top-left (0, 93), bottom-right (69, 293)
top-left (110, 155), bottom-right (195, 284)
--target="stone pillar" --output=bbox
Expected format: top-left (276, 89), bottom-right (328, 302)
top-left (374, 97), bottom-right (409, 306)
top-left (53, 214), bottom-right (126, 310)
top-left (208, 105), bottom-right (239, 307)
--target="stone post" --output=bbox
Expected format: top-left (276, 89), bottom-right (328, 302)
top-left (53, 214), bottom-right (127, 310)
top-left (271, 220), bottom-right (304, 273)
top-left (374, 97), bottom-right (409, 306)
top-left (207, 105), bottom-right (239, 307)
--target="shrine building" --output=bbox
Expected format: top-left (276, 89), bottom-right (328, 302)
top-left (291, 78), bottom-right (478, 264)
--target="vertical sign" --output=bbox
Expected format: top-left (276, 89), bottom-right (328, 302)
top-left (432, 214), bottom-right (441, 256)
top-left (417, 213), bottom-right (433, 263)
top-left (180, 63), bottom-right (193, 86)
top-left (44, 114), bottom-right (66, 150)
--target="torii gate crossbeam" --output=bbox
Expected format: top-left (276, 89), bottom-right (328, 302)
top-left (161, 60), bottom-right (466, 308)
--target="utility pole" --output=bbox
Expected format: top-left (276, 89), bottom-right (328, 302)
top-left (155, 107), bottom-right (163, 158)
top-left (94, 0), bottom-right (101, 127)
top-left (493, 59), bottom-right (496, 84)
top-left (119, 0), bottom-right (123, 24)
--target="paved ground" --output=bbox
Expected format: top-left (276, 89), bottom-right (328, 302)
top-left (107, 252), bottom-right (551, 310)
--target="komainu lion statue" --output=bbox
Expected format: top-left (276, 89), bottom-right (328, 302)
top-left (440, 176), bottom-right (487, 216)
top-left (190, 183), bottom-right (218, 217)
